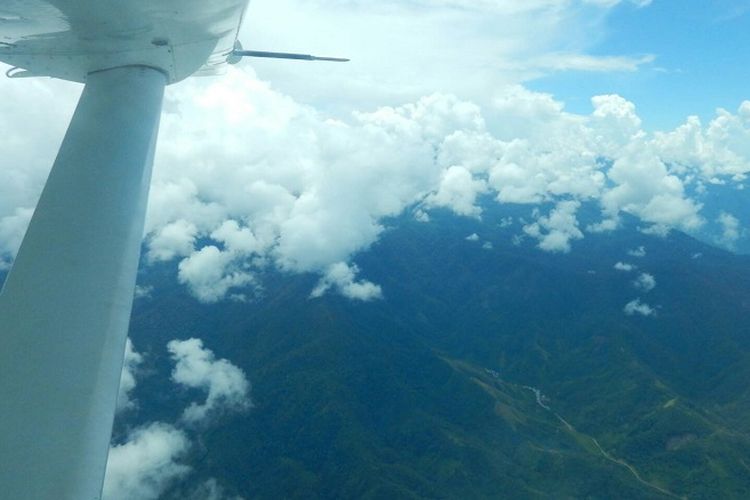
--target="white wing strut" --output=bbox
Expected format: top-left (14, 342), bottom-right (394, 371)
top-left (0, 65), bottom-right (166, 500)
top-left (0, 2), bottom-right (345, 498)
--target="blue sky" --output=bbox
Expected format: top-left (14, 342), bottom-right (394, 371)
top-left (530, 1), bottom-right (750, 130)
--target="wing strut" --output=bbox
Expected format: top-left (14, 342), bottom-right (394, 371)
top-left (0, 65), bottom-right (166, 500)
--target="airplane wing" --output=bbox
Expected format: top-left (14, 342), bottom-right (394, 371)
top-left (0, 0), bottom-right (248, 82)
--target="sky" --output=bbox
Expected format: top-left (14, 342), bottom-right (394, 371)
top-left (242, 0), bottom-right (750, 129)
top-left (528, 0), bottom-right (750, 129)
top-left (2, 1), bottom-right (750, 497)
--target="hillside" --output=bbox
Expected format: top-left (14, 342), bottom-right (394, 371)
top-left (106, 204), bottom-right (750, 499)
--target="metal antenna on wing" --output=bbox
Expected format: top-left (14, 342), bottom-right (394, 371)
top-left (228, 41), bottom-right (349, 64)
top-left (233, 49), bottom-right (349, 62)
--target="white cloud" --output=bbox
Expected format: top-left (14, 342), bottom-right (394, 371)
top-left (639, 223), bottom-right (672, 237)
top-left (149, 80), bottom-right (489, 301)
top-left (716, 212), bottom-right (742, 249)
top-left (624, 298), bottom-right (656, 316)
top-left (212, 220), bottom-right (264, 255)
top-left (601, 145), bottom-right (703, 232)
top-left (653, 102), bottom-right (750, 181)
top-left (414, 209), bottom-right (431, 222)
top-left (116, 338), bottom-right (144, 414)
top-left (3, 64), bottom-right (747, 304)
top-left (633, 272), bottom-right (656, 292)
top-left (424, 165), bottom-right (487, 217)
top-left (523, 53), bottom-right (655, 73)
top-left (465, 233), bottom-right (480, 241)
top-left (311, 262), bottom-right (383, 301)
top-left (134, 285), bottom-right (154, 300)
top-left (627, 246), bottom-right (646, 257)
top-left (238, 0), bottom-right (656, 114)
top-left (177, 246), bottom-right (257, 304)
top-left (587, 217), bottom-right (620, 233)
top-left (168, 338), bottom-right (251, 425)
top-left (108, 337), bottom-right (246, 500)
top-left (147, 219), bottom-right (198, 263)
top-left (590, 94), bottom-right (643, 153)
top-left (523, 200), bottom-right (584, 253)
top-left (614, 261), bottom-right (636, 272)
top-left (103, 423), bottom-right (191, 500)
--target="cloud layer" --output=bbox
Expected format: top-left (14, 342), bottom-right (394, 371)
top-left (1, 66), bottom-right (748, 301)
top-left (146, 73), bottom-right (746, 301)
top-left (240, 0), bottom-right (655, 112)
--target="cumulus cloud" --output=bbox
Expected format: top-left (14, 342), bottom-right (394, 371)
top-left (523, 200), bottom-right (584, 253)
top-left (624, 298), bottom-right (656, 317)
top-left (614, 261), bottom-right (636, 272)
top-left (116, 338), bottom-right (144, 413)
top-left (147, 219), bottom-right (198, 263)
top-left (107, 337), bottom-right (248, 499)
top-left (311, 262), bottom-right (383, 301)
top-left (716, 212), bottom-right (742, 249)
top-left (168, 338), bottom-right (251, 424)
top-left (2, 63), bottom-right (748, 303)
top-left (150, 79), bottom-right (491, 301)
top-left (601, 145), bottom-right (703, 233)
top-left (424, 165), bottom-right (487, 217)
top-left (653, 103), bottom-right (750, 181)
top-left (633, 272), bottom-right (656, 292)
top-left (103, 423), bottom-right (191, 500)
top-left (628, 246), bottom-right (646, 257)
top-left (177, 246), bottom-right (257, 304)
top-left (465, 233), bottom-right (480, 241)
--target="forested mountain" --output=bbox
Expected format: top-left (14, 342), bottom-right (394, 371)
top-left (100, 203), bottom-right (750, 499)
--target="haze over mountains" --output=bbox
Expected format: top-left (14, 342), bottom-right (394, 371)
top-left (21, 201), bottom-right (741, 499)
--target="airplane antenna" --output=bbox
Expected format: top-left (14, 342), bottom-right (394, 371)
top-left (232, 49), bottom-right (349, 62)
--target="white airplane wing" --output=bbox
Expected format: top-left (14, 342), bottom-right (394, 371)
top-left (0, 0), bottom-right (248, 82)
